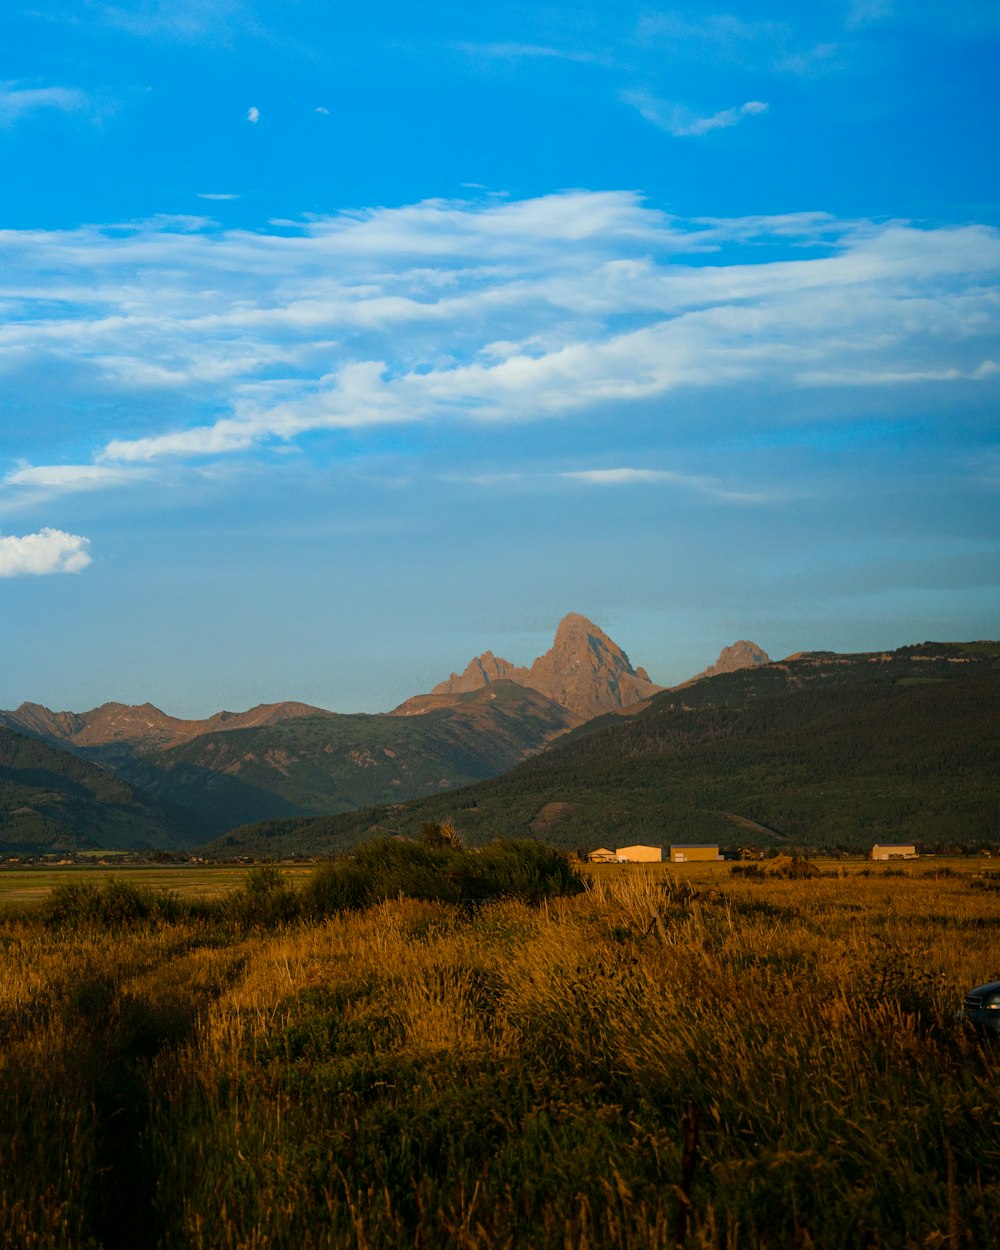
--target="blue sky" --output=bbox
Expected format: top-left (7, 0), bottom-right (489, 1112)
top-left (2, 1), bottom-right (998, 715)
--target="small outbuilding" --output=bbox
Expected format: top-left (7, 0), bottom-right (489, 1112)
top-left (615, 844), bottom-right (663, 863)
top-left (587, 847), bottom-right (619, 863)
top-left (870, 843), bottom-right (917, 860)
top-left (670, 844), bottom-right (721, 863)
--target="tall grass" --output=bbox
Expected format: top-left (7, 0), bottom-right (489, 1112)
top-left (2, 856), bottom-right (999, 1247)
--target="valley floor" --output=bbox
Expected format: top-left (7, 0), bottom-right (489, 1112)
top-left (2, 861), bottom-right (999, 1248)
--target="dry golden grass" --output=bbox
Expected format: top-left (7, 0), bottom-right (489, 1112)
top-left (3, 860), bottom-right (1000, 1247)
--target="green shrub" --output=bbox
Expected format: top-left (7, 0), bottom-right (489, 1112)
top-left (44, 878), bottom-right (182, 929)
top-left (451, 839), bottom-right (584, 902)
top-left (303, 840), bottom-right (460, 916)
top-left (222, 864), bottom-right (301, 929)
top-left (303, 837), bottom-right (582, 918)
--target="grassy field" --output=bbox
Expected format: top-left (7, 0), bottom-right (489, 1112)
top-left (0, 863), bottom-right (314, 906)
top-left (0, 855), bottom-right (984, 907)
top-left (2, 847), bottom-right (999, 1248)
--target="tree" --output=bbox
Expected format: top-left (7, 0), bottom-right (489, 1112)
top-left (419, 819), bottom-right (464, 850)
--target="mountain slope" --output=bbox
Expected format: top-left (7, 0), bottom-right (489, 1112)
top-left (0, 727), bottom-right (190, 853)
top-left (115, 682), bottom-right (574, 837)
top-left (212, 642), bottom-right (1000, 856)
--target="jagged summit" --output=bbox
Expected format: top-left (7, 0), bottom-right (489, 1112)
top-left (426, 612), bottom-right (662, 722)
top-left (687, 640), bottom-right (771, 684)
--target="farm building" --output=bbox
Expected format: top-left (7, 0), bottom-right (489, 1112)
top-left (870, 843), bottom-right (917, 860)
top-left (614, 845), bottom-right (663, 863)
top-left (587, 847), bottom-right (619, 863)
top-left (670, 844), bottom-right (721, 863)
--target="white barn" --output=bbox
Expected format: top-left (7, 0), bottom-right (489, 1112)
top-left (615, 844), bottom-right (663, 863)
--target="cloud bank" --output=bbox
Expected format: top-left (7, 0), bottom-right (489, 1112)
top-left (0, 191), bottom-right (997, 487)
top-left (0, 528), bottom-right (92, 576)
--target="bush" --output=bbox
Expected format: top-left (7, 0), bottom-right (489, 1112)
top-left (451, 839), bottom-right (584, 902)
top-left (222, 864), bottom-right (301, 929)
top-left (302, 838), bottom-right (583, 918)
top-left (45, 878), bottom-right (183, 929)
top-left (303, 840), bottom-right (460, 916)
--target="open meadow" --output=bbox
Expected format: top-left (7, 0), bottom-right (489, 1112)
top-left (2, 846), bottom-right (999, 1249)
top-left (0, 863), bottom-right (315, 908)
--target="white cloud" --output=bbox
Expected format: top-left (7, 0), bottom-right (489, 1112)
top-left (314, 106), bottom-right (330, 115)
top-left (0, 84), bottom-right (87, 125)
top-left (197, 192), bottom-right (240, 201)
top-left (2, 464), bottom-right (147, 494)
top-left (1, 192), bottom-right (998, 477)
top-left (564, 468), bottom-right (691, 486)
top-left (0, 528), bottom-right (91, 576)
top-left (561, 468), bottom-right (770, 503)
top-left (247, 105), bottom-right (260, 124)
top-left (623, 91), bottom-right (768, 137)
top-left (454, 466), bottom-right (770, 504)
top-left (454, 41), bottom-right (603, 66)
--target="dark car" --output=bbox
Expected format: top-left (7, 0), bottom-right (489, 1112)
top-left (961, 980), bottom-right (1000, 1031)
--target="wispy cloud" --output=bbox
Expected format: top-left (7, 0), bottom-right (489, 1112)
top-left (454, 40), bottom-right (604, 66)
top-left (561, 467), bottom-right (770, 503)
top-left (2, 464), bottom-right (148, 495)
top-left (93, 0), bottom-right (251, 42)
top-left (246, 105), bottom-right (260, 124)
top-left (0, 528), bottom-right (91, 576)
top-left (197, 192), bottom-right (239, 201)
top-left (452, 466), bottom-right (770, 504)
top-left (0, 83), bottom-right (87, 126)
top-left (846, 0), bottom-right (898, 28)
top-left (1, 193), bottom-right (997, 480)
top-left (633, 12), bottom-right (841, 77)
top-left (623, 91), bottom-right (768, 137)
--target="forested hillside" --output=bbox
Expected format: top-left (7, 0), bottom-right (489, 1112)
top-left (212, 643), bottom-right (1000, 856)
top-left (117, 682), bottom-right (573, 836)
top-left (0, 728), bottom-right (191, 852)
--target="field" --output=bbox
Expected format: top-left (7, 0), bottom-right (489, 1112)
top-left (2, 850), bottom-right (999, 1248)
top-left (0, 863), bottom-right (314, 907)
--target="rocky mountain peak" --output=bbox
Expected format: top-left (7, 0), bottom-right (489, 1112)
top-left (428, 613), bottom-right (662, 721)
top-left (689, 640), bottom-right (771, 683)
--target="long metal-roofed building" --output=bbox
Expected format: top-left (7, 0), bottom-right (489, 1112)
top-left (670, 844), bottom-right (721, 863)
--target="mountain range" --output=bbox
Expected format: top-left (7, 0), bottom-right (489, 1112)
top-left (3, 613), bottom-right (736, 851)
top-left (7, 618), bottom-right (995, 859)
top-left (213, 640), bottom-right (1000, 858)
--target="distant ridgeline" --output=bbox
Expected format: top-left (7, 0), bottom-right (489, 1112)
top-left (2, 633), bottom-right (998, 856)
top-left (212, 640), bottom-right (1000, 858)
